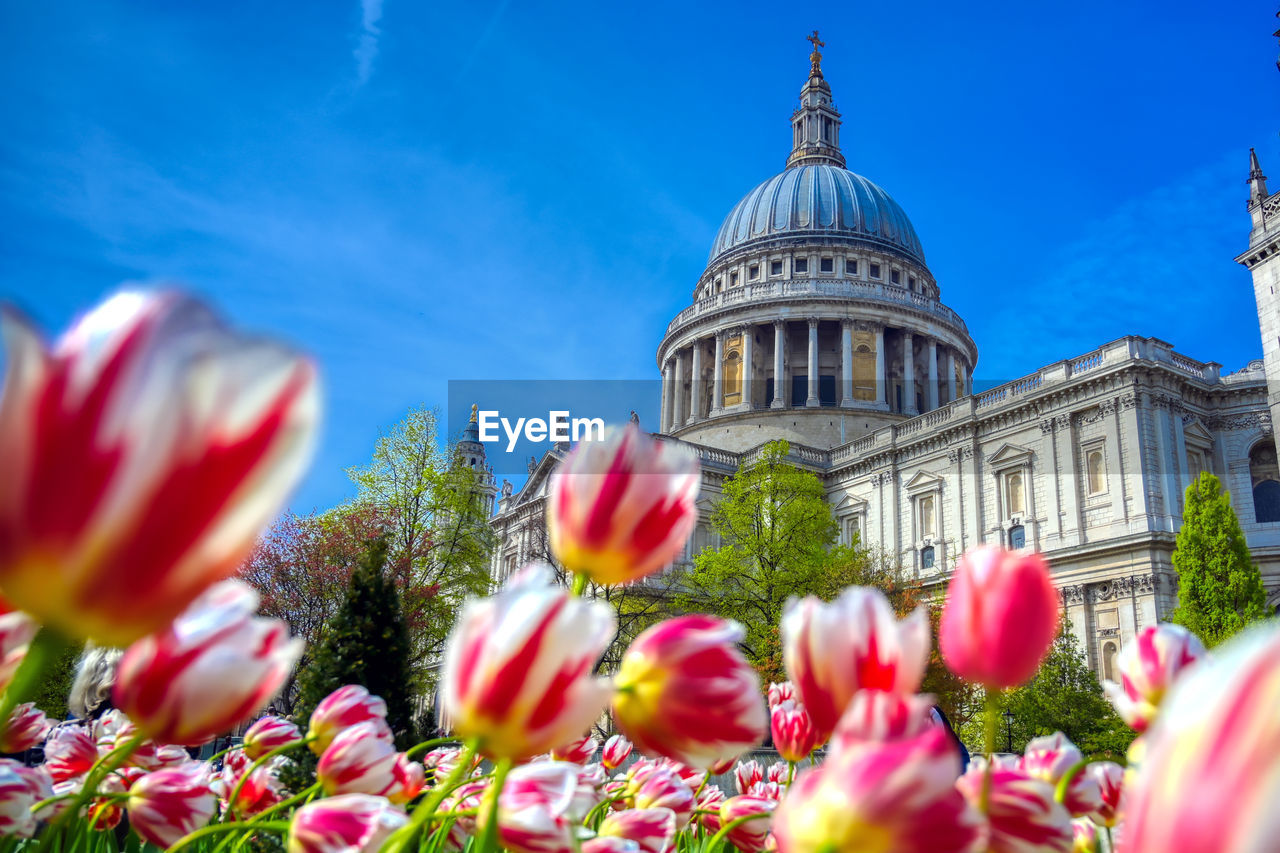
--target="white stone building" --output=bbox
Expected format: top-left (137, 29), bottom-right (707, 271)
top-left (490, 42), bottom-right (1280, 679)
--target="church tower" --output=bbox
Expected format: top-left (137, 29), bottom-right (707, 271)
top-left (1237, 149), bottom-right (1280, 455)
top-left (456, 403), bottom-right (498, 515)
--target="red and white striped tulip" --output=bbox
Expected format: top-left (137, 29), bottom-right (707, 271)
top-left (939, 546), bottom-right (1060, 689)
top-left (0, 291), bottom-right (319, 646)
top-left (1084, 761), bottom-right (1123, 828)
top-left (631, 766), bottom-right (694, 829)
top-left (0, 763), bottom-right (37, 838)
top-left (316, 721), bottom-right (398, 797)
top-left (582, 840), bottom-right (640, 853)
top-left (613, 615), bottom-right (767, 769)
top-left (1071, 819), bottom-right (1101, 853)
top-left (770, 701), bottom-right (818, 763)
top-left (773, 727), bottom-right (981, 853)
top-left (1101, 622), bottom-right (1206, 733)
top-left (0, 605), bottom-right (37, 692)
top-left (552, 734), bottom-right (598, 765)
top-left (1018, 732), bottom-right (1101, 817)
top-left (219, 750), bottom-right (284, 817)
top-left (766, 681), bottom-right (797, 710)
top-left (696, 784), bottom-right (726, 833)
top-left (598, 807), bottom-right (676, 853)
top-left (956, 760), bottom-right (1072, 853)
top-left (1120, 623), bottom-right (1280, 853)
top-left (734, 759), bottom-right (763, 794)
top-left (127, 763), bottom-right (216, 847)
top-left (547, 423), bottom-right (700, 586)
top-left (440, 780), bottom-right (488, 851)
top-left (92, 711), bottom-right (163, 770)
top-left (442, 564), bottom-right (615, 760)
top-left (782, 587), bottom-right (929, 740)
top-left (243, 715), bottom-right (302, 760)
top-left (489, 761), bottom-right (588, 853)
top-left (0, 759), bottom-right (53, 811)
top-left (44, 724), bottom-right (98, 782)
top-left (602, 734), bottom-right (633, 771)
top-left (308, 685), bottom-right (393, 755)
top-left (388, 753), bottom-right (425, 805)
top-left (288, 794), bottom-right (407, 853)
top-left (0, 703), bottom-right (50, 752)
top-left (721, 796), bottom-right (776, 853)
top-left (827, 690), bottom-right (934, 751)
top-left (746, 780), bottom-right (783, 801)
top-left (113, 579), bottom-right (303, 745)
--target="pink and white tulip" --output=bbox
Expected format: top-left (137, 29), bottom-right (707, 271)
top-left (288, 794), bottom-right (407, 853)
top-left (827, 690), bottom-right (934, 750)
top-left (721, 796), bottom-right (776, 853)
top-left (695, 785), bottom-right (726, 833)
top-left (631, 767), bottom-right (694, 829)
top-left (127, 763), bottom-right (216, 847)
top-left (442, 564), bottom-right (615, 760)
top-left (1018, 732), bottom-right (1102, 817)
top-left (219, 750), bottom-right (284, 817)
top-left (552, 734), bottom-right (598, 765)
top-left (583, 839), bottom-right (641, 853)
top-left (598, 807), bottom-right (676, 853)
top-left (44, 724), bottom-right (98, 782)
top-left (956, 760), bottom-right (1072, 853)
top-left (547, 423), bottom-right (700, 586)
top-left (766, 682), bottom-right (797, 709)
top-left (388, 753), bottom-right (425, 805)
top-left (243, 715), bottom-right (302, 760)
top-left (602, 734), bottom-right (633, 770)
top-left (0, 291), bottom-right (319, 646)
top-left (0, 606), bottom-right (37, 693)
top-left (0, 763), bottom-right (37, 838)
top-left (735, 759), bottom-right (763, 794)
top-left (1084, 761), bottom-right (1123, 828)
top-left (316, 721), bottom-right (398, 797)
top-left (490, 761), bottom-right (588, 853)
top-left (309, 685), bottom-right (393, 755)
top-left (782, 587), bottom-right (929, 740)
top-left (770, 701), bottom-right (818, 763)
top-left (1071, 819), bottom-right (1101, 853)
top-left (113, 579), bottom-right (303, 745)
top-left (773, 727), bottom-right (981, 853)
top-left (1120, 623), bottom-right (1280, 853)
top-left (1101, 622), bottom-right (1206, 733)
top-left (613, 615), bottom-right (767, 769)
top-left (0, 703), bottom-right (50, 752)
top-left (939, 546), bottom-right (1060, 689)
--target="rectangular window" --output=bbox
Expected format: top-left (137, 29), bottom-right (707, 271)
top-left (1086, 445), bottom-right (1107, 495)
top-left (847, 258), bottom-right (858, 275)
top-left (794, 258), bottom-right (808, 273)
top-left (820, 257), bottom-right (834, 273)
top-left (909, 276), bottom-right (917, 290)
top-left (891, 269), bottom-right (901, 284)
top-left (870, 263), bottom-right (881, 279)
top-left (770, 260), bottom-right (783, 276)
top-left (919, 495), bottom-right (936, 538)
top-left (847, 515), bottom-right (862, 545)
top-left (1005, 471), bottom-right (1025, 516)
top-left (730, 271), bottom-right (738, 286)
top-left (749, 265), bottom-right (759, 280)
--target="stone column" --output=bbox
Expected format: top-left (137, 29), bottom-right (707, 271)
top-left (712, 332), bottom-right (725, 414)
top-left (840, 320), bottom-right (854, 406)
top-left (772, 320), bottom-right (787, 408)
top-left (874, 326), bottom-right (886, 405)
top-left (689, 341), bottom-right (703, 422)
top-left (660, 361), bottom-right (672, 432)
top-left (903, 332), bottom-right (918, 415)
top-left (946, 348), bottom-right (957, 401)
top-left (672, 350), bottom-right (686, 427)
top-left (806, 319), bottom-right (820, 407)
top-left (742, 325), bottom-right (754, 409)
top-left (927, 339), bottom-right (939, 411)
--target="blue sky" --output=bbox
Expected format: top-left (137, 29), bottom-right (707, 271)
top-left (1, 1), bottom-right (1276, 512)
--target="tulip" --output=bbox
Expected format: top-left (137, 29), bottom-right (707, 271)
top-left (735, 758), bottom-right (764, 793)
top-left (547, 423), bottom-right (700, 586)
top-left (613, 615), bottom-right (767, 769)
top-left (1084, 762), bottom-right (1123, 828)
top-left (44, 724), bottom-right (98, 782)
top-left (773, 727), bottom-right (981, 853)
top-left (0, 291), bottom-right (319, 646)
top-left (1120, 623), bottom-right (1280, 853)
top-left (113, 579), bottom-right (303, 745)
top-left (0, 763), bottom-right (36, 838)
top-left (956, 760), bottom-right (1072, 853)
top-left (766, 681), bottom-right (796, 709)
top-left (1101, 622), bottom-right (1206, 733)
top-left (388, 753), bottom-right (425, 805)
top-left (781, 587), bottom-right (929, 740)
top-left (708, 757), bottom-right (734, 775)
top-left (243, 715), bottom-right (302, 760)
top-left (93, 710), bottom-right (162, 770)
top-left (0, 607), bottom-right (37, 692)
top-left (631, 766), bottom-right (694, 829)
top-left (827, 690), bottom-right (934, 751)
top-left (1018, 732), bottom-right (1102, 818)
top-left (316, 721), bottom-right (398, 796)
top-left (939, 546), bottom-right (1059, 689)
top-left (720, 796), bottom-right (776, 853)
top-left (770, 702), bottom-right (818, 763)
top-left (440, 780), bottom-right (488, 851)
top-left (598, 807), bottom-right (676, 853)
top-left (746, 780), bottom-right (783, 800)
top-left (582, 839), bottom-right (641, 853)
top-left (288, 794), bottom-right (408, 853)
top-left (127, 763), bottom-right (216, 847)
top-left (309, 685), bottom-right (393, 755)
top-left (489, 761), bottom-right (588, 853)
top-left (696, 784), bottom-right (726, 833)
top-left (0, 702), bottom-right (50, 752)
top-left (442, 564), bottom-right (615, 760)
top-left (766, 763), bottom-right (788, 786)
top-left (220, 750), bottom-right (284, 817)
top-left (552, 734), bottom-right (598, 765)
top-left (86, 773), bottom-right (128, 831)
top-left (0, 758), bottom-right (53, 808)
top-left (602, 734), bottom-right (633, 770)
top-left (1071, 819), bottom-right (1101, 853)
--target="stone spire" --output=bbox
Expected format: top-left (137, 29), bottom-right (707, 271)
top-left (786, 31), bottom-right (846, 170)
top-left (1249, 147), bottom-right (1270, 205)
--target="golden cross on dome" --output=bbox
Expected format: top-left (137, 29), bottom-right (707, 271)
top-left (807, 30), bottom-right (825, 71)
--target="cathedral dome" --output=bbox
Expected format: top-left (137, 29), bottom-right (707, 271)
top-left (707, 164), bottom-right (926, 268)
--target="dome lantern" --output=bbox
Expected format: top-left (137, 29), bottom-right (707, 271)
top-left (787, 31), bottom-right (846, 170)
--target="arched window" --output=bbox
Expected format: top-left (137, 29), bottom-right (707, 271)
top-left (918, 495), bottom-right (936, 539)
top-left (1008, 524), bottom-right (1025, 549)
top-left (1250, 443), bottom-right (1280, 523)
top-left (1087, 449), bottom-right (1106, 495)
top-left (1102, 642), bottom-right (1118, 682)
top-left (1006, 471), bottom-right (1025, 516)
top-left (723, 352), bottom-right (742, 406)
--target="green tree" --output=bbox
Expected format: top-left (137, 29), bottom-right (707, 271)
top-left (675, 440), bottom-right (855, 676)
top-left (30, 639), bottom-right (85, 720)
top-left (1169, 472), bottom-right (1269, 647)
top-left (292, 537), bottom-right (418, 750)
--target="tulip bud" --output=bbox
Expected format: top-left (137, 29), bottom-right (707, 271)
top-left (0, 703), bottom-right (50, 753)
top-left (547, 423), bottom-right (700, 586)
top-left (442, 565), bottom-right (615, 760)
top-left (0, 291), bottom-right (319, 646)
top-left (770, 702), bottom-right (817, 763)
top-left (598, 807), bottom-right (676, 853)
top-left (613, 616), bottom-right (767, 770)
top-left (1071, 818), bottom-right (1101, 853)
top-left (243, 715), bottom-right (302, 760)
top-left (309, 685), bottom-right (393, 755)
top-left (720, 796), bottom-right (776, 853)
top-left (956, 760), bottom-right (1073, 853)
top-left (113, 580), bottom-right (302, 745)
top-left (939, 546), bottom-right (1059, 689)
top-left (1101, 623), bottom-right (1206, 733)
top-left (602, 734), bottom-right (633, 771)
top-left (288, 794), bottom-right (407, 853)
top-left (317, 721), bottom-right (398, 797)
top-left (127, 763), bottom-right (216, 848)
top-left (781, 588), bottom-right (929, 740)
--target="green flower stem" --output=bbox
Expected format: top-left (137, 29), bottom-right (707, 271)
top-left (582, 792), bottom-right (628, 829)
top-left (571, 573), bottom-right (589, 597)
top-left (168, 820), bottom-right (291, 853)
top-left (223, 736), bottom-right (315, 822)
top-left (704, 814), bottom-right (761, 853)
top-left (404, 737), bottom-right (459, 759)
top-left (381, 740), bottom-right (479, 853)
top-left (786, 761), bottom-right (796, 787)
top-left (1105, 825), bottom-right (1114, 852)
top-left (978, 688), bottom-right (1003, 815)
top-left (40, 730), bottom-right (146, 852)
top-left (475, 757), bottom-right (513, 853)
top-left (205, 742), bottom-right (244, 766)
top-left (0, 628), bottom-right (70, 738)
top-left (1054, 759), bottom-right (1089, 804)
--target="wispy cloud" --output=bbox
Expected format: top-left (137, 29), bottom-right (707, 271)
top-left (353, 0), bottom-right (384, 87)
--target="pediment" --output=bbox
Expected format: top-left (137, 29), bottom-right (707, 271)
top-left (1183, 419), bottom-right (1214, 447)
top-left (988, 442), bottom-right (1034, 470)
top-left (834, 492), bottom-right (869, 513)
top-left (903, 470), bottom-right (944, 493)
